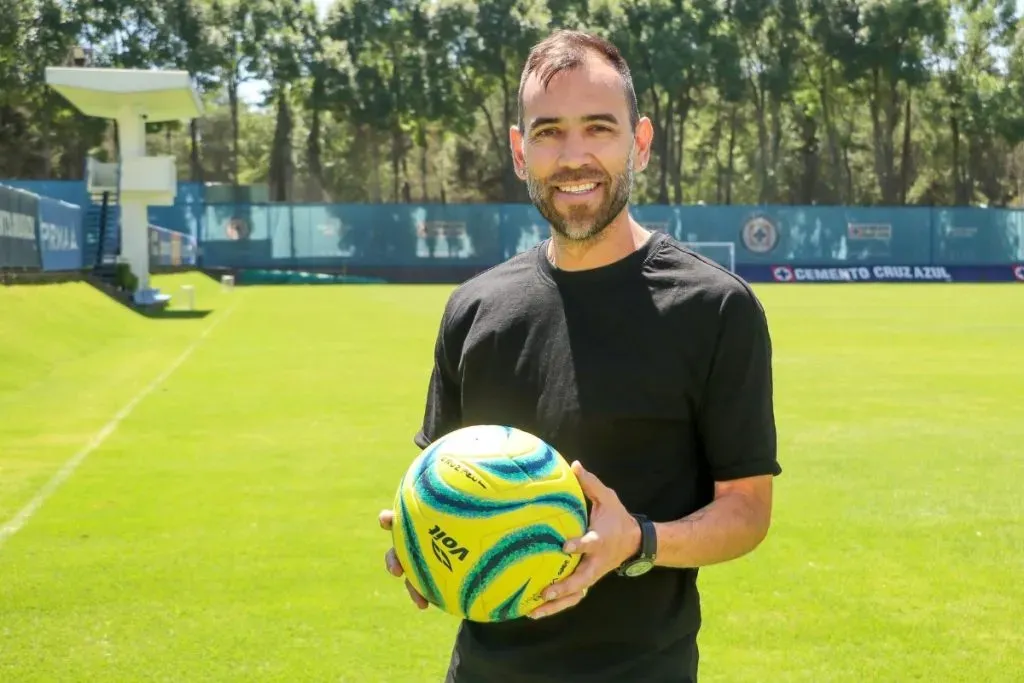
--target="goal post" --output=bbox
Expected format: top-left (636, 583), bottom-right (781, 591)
top-left (679, 241), bottom-right (736, 272)
top-left (640, 223), bottom-right (736, 272)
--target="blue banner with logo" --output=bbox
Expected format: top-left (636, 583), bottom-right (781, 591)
top-left (739, 264), bottom-right (1024, 283)
top-left (38, 197), bottom-right (84, 271)
top-left (0, 183), bottom-right (41, 269)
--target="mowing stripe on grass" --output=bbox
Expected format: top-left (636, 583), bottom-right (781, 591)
top-left (0, 303), bottom-right (239, 552)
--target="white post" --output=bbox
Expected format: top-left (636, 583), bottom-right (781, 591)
top-left (181, 284), bottom-right (195, 310)
top-left (42, 67), bottom-right (203, 308)
top-left (120, 202), bottom-right (149, 292)
top-left (117, 109), bottom-right (150, 297)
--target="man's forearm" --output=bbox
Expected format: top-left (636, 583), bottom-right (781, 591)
top-left (651, 492), bottom-right (772, 569)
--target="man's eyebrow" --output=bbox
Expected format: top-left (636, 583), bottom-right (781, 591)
top-left (529, 113), bottom-right (620, 128)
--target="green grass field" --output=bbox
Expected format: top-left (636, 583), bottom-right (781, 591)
top-left (1, 275), bottom-right (1022, 682)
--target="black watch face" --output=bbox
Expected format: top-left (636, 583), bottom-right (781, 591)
top-left (623, 560), bottom-right (654, 577)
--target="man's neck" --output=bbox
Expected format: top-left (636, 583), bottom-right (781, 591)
top-left (548, 213), bottom-right (652, 272)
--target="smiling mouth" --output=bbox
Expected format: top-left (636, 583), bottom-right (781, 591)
top-left (555, 182), bottom-right (602, 194)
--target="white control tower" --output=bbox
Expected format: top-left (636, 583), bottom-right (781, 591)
top-left (44, 67), bottom-right (203, 305)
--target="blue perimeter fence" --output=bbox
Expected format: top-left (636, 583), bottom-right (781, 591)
top-left (2, 179), bottom-right (1023, 283)
top-left (0, 182), bottom-right (196, 273)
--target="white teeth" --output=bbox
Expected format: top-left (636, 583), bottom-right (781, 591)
top-left (558, 183), bottom-right (597, 194)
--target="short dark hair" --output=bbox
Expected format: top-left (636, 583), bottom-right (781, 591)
top-left (517, 30), bottom-right (639, 132)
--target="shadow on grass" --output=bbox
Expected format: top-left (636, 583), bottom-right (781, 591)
top-left (83, 277), bottom-right (218, 320)
top-left (140, 308), bottom-right (214, 320)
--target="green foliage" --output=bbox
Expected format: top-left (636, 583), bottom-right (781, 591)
top-left (114, 262), bottom-right (138, 292)
top-left (4, 0), bottom-right (1024, 206)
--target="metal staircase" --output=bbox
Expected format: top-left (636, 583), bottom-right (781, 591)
top-left (83, 160), bottom-right (122, 287)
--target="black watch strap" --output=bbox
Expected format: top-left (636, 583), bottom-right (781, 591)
top-left (632, 513), bottom-right (657, 560)
top-left (616, 513), bottom-right (657, 578)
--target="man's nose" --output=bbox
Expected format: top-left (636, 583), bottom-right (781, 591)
top-left (558, 130), bottom-right (592, 168)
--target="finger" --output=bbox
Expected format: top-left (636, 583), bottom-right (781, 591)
top-left (379, 509), bottom-right (394, 530)
top-left (385, 547), bottom-right (404, 577)
top-left (563, 528), bottom-right (601, 555)
top-left (571, 461), bottom-right (609, 505)
top-left (529, 589), bottom-right (588, 619)
top-left (543, 556), bottom-right (599, 600)
top-left (405, 579), bottom-right (430, 609)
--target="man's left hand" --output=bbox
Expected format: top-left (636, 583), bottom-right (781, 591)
top-left (529, 460), bottom-right (640, 619)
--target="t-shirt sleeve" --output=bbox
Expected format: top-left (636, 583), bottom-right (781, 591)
top-left (698, 284), bottom-right (781, 481)
top-left (413, 303), bottom-right (464, 450)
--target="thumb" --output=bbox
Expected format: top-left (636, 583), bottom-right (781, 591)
top-left (572, 461), bottom-right (608, 504)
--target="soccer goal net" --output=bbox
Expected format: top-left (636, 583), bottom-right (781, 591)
top-left (679, 241), bottom-right (736, 272)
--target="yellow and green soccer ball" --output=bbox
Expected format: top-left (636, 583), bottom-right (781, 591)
top-left (391, 425), bottom-right (589, 623)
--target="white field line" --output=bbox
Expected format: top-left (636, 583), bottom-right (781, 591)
top-left (0, 303), bottom-right (238, 552)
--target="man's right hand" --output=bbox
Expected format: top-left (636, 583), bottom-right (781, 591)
top-left (379, 509), bottom-right (431, 610)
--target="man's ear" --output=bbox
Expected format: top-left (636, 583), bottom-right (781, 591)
top-left (633, 117), bottom-right (654, 173)
top-left (510, 125), bottom-right (527, 179)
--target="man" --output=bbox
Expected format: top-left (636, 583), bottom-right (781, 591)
top-left (378, 29), bottom-right (781, 683)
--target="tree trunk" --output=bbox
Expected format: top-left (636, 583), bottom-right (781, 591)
top-left (420, 128), bottom-right (430, 202)
top-left (799, 108), bottom-right (819, 205)
top-left (658, 95), bottom-right (674, 204)
top-left (819, 83), bottom-right (844, 204)
top-left (767, 92), bottom-right (784, 203)
top-left (269, 89), bottom-right (293, 202)
top-left (899, 94), bottom-right (912, 205)
top-left (673, 97), bottom-right (689, 204)
top-left (392, 123), bottom-right (402, 203)
top-left (369, 126), bottom-right (381, 203)
top-left (712, 104), bottom-right (724, 204)
top-left (500, 60), bottom-right (520, 202)
top-left (751, 77), bottom-right (769, 202)
top-left (190, 120), bottom-right (203, 183)
top-left (725, 104), bottom-right (737, 205)
top-left (229, 70), bottom-right (239, 187)
top-left (306, 78), bottom-right (325, 202)
top-left (951, 113), bottom-right (963, 204)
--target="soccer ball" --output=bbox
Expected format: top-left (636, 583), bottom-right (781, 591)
top-left (390, 425), bottom-right (589, 623)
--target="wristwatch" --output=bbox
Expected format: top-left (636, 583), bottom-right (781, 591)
top-left (616, 513), bottom-right (657, 577)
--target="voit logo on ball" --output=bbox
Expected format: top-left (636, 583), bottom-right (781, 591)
top-left (427, 524), bottom-right (469, 571)
top-left (742, 214), bottom-right (779, 254)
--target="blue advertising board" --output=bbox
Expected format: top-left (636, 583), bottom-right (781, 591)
top-left (738, 264), bottom-right (1024, 283)
top-left (38, 197), bottom-right (84, 271)
top-left (0, 184), bottom-right (41, 269)
top-left (4, 177), bottom-right (1024, 283)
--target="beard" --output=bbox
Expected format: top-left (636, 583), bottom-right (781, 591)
top-left (526, 147), bottom-right (635, 243)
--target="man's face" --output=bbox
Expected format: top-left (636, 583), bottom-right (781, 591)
top-left (511, 54), bottom-right (652, 242)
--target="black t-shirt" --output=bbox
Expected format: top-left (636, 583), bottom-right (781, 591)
top-left (413, 230), bottom-right (781, 683)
